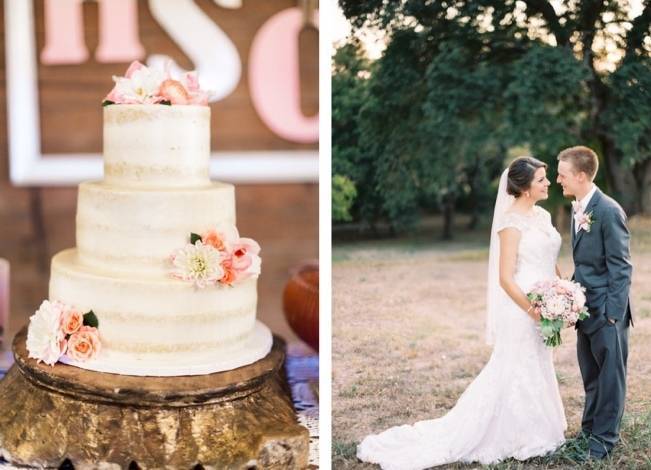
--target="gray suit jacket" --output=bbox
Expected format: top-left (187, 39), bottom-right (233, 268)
top-left (572, 188), bottom-right (633, 334)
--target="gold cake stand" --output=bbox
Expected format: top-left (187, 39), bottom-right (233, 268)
top-left (0, 327), bottom-right (309, 469)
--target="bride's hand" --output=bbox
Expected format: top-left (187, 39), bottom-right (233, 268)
top-left (528, 306), bottom-right (542, 322)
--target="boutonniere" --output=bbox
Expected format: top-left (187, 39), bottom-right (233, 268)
top-left (576, 210), bottom-right (595, 233)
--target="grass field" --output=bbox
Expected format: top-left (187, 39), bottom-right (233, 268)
top-left (332, 217), bottom-right (651, 469)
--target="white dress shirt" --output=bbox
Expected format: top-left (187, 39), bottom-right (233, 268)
top-left (574, 184), bottom-right (597, 233)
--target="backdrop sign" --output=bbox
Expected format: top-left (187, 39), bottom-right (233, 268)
top-left (5, 0), bottom-right (319, 185)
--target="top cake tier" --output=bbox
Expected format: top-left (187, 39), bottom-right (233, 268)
top-left (103, 105), bottom-right (211, 188)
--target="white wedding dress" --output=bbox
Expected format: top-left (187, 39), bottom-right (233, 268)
top-left (357, 171), bottom-right (567, 469)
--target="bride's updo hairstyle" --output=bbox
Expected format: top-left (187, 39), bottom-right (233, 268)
top-left (506, 156), bottom-right (547, 198)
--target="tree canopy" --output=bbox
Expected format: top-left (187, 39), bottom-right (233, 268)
top-left (333, 0), bottom-right (651, 235)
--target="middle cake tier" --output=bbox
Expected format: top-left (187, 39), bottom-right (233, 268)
top-left (76, 181), bottom-right (235, 276)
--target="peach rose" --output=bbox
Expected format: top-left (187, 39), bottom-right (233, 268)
top-left (219, 258), bottom-right (237, 285)
top-left (66, 326), bottom-right (101, 361)
top-left (202, 229), bottom-right (227, 251)
top-left (159, 79), bottom-right (189, 105)
top-left (61, 309), bottom-right (83, 335)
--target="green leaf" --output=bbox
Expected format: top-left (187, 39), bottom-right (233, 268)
top-left (83, 310), bottom-right (99, 328)
top-left (160, 100), bottom-right (172, 106)
top-left (102, 100), bottom-right (115, 107)
top-left (190, 233), bottom-right (202, 244)
top-left (540, 323), bottom-right (556, 338)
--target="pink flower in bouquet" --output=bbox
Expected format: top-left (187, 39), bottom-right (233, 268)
top-left (61, 308), bottom-right (83, 335)
top-left (26, 300), bottom-right (67, 365)
top-left (528, 278), bottom-right (590, 347)
top-left (66, 326), bottom-right (101, 361)
top-left (573, 287), bottom-right (586, 310)
top-left (545, 296), bottom-right (567, 319)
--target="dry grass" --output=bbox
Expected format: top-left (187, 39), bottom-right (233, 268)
top-left (332, 216), bottom-right (651, 469)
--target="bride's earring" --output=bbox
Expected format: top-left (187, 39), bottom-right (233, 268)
top-left (525, 191), bottom-right (531, 199)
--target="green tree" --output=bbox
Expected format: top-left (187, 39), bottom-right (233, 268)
top-left (332, 174), bottom-right (358, 222)
top-left (332, 40), bottom-right (383, 227)
top-left (340, 0), bottom-right (651, 215)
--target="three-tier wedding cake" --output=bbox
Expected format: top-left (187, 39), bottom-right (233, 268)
top-left (25, 62), bottom-right (273, 376)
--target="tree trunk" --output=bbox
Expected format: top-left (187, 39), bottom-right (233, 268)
top-left (634, 158), bottom-right (651, 215)
top-left (599, 134), bottom-right (639, 215)
top-left (467, 209), bottom-right (479, 231)
top-left (442, 200), bottom-right (454, 240)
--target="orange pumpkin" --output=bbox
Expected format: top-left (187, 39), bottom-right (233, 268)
top-left (283, 261), bottom-right (319, 351)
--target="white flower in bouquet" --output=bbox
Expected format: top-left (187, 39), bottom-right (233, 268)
top-left (544, 295), bottom-right (567, 319)
top-left (26, 300), bottom-right (67, 365)
top-left (572, 286), bottom-right (586, 309)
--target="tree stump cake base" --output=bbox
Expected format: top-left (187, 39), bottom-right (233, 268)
top-left (0, 328), bottom-right (309, 469)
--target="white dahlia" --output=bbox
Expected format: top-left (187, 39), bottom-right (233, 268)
top-left (26, 300), bottom-right (66, 366)
top-left (171, 241), bottom-right (225, 288)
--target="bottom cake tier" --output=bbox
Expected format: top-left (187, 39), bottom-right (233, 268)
top-left (59, 321), bottom-right (273, 376)
top-left (48, 249), bottom-right (273, 376)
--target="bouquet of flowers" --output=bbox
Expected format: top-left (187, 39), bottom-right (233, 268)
top-left (527, 278), bottom-right (590, 347)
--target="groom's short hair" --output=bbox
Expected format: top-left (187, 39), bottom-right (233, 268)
top-left (557, 146), bottom-right (599, 180)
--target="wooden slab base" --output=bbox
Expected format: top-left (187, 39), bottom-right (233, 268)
top-left (0, 328), bottom-right (309, 469)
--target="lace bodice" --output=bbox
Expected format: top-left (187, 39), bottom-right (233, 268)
top-left (497, 206), bottom-right (561, 291)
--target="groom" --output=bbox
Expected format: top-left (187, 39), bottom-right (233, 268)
top-left (556, 146), bottom-right (633, 460)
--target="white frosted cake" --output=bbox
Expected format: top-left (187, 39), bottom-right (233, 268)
top-left (26, 63), bottom-right (273, 376)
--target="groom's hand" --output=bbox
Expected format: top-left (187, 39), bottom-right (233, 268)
top-left (607, 317), bottom-right (617, 324)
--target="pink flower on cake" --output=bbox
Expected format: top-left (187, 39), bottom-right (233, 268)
top-left (171, 241), bottom-right (225, 288)
top-left (61, 308), bottom-right (83, 335)
top-left (219, 257), bottom-right (237, 285)
top-left (26, 300), bottom-right (67, 366)
top-left (201, 224), bottom-right (240, 252)
top-left (66, 326), bottom-right (101, 361)
top-left (201, 229), bottom-right (228, 251)
top-left (231, 238), bottom-right (262, 280)
top-left (215, 238), bottom-right (262, 285)
top-left (181, 71), bottom-right (212, 105)
top-left (159, 79), bottom-right (189, 105)
top-left (104, 61), bottom-right (213, 106)
top-left (174, 225), bottom-right (262, 286)
top-left (105, 61), bottom-right (167, 104)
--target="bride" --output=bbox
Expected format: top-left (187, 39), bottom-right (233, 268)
top-left (357, 157), bottom-right (567, 469)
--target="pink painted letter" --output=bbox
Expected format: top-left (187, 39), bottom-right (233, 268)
top-left (41, 0), bottom-right (144, 65)
top-left (249, 8), bottom-right (319, 143)
top-left (41, 0), bottom-right (88, 64)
